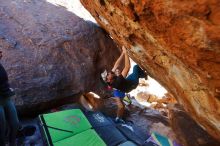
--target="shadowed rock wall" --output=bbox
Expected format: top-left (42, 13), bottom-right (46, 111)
top-left (0, 0), bottom-right (120, 115)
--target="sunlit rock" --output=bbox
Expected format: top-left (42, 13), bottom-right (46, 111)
top-left (81, 0), bottom-right (220, 140)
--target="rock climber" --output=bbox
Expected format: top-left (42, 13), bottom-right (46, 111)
top-left (101, 46), bottom-right (147, 122)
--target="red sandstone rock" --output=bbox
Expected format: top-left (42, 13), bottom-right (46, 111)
top-left (81, 0), bottom-right (220, 141)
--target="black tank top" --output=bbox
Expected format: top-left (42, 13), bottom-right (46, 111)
top-left (111, 75), bottom-right (134, 93)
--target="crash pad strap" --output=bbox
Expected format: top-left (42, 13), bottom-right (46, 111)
top-left (41, 123), bottom-right (73, 134)
top-left (40, 115), bottom-right (53, 146)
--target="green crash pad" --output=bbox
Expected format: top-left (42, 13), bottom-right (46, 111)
top-left (54, 129), bottom-right (106, 146)
top-left (39, 109), bottom-right (106, 146)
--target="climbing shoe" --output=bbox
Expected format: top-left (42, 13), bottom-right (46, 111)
top-left (123, 94), bottom-right (132, 105)
top-left (115, 117), bottom-right (125, 123)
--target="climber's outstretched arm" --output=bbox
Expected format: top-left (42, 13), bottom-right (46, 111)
top-left (111, 47), bottom-right (125, 72)
top-left (121, 46), bottom-right (130, 78)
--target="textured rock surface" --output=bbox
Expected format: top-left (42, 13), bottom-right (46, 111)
top-left (80, 0), bottom-right (220, 140)
top-left (0, 0), bottom-right (119, 115)
top-left (80, 92), bottom-right (119, 116)
top-left (168, 104), bottom-right (220, 146)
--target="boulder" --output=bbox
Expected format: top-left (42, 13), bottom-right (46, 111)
top-left (80, 92), bottom-right (119, 117)
top-left (168, 104), bottom-right (220, 146)
top-left (0, 0), bottom-right (120, 115)
top-left (80, 0), bottom-right (220, 140)
top-left (126, 106), bottom-right (177, 142)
